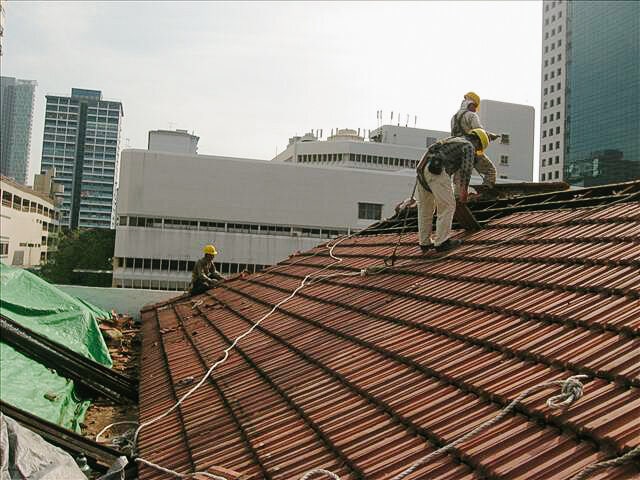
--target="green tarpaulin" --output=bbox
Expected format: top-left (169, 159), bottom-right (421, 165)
top-left (0, 263), bottom-right (112, 430)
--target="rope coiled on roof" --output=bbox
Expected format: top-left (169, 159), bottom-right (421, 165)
top-left (298, 375), bottom-right (589, 480)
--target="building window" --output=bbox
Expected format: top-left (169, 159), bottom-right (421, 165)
top-left (555, 156), bottom-right (560, 164)
top-left (557, 97), bottom-right (561, 104)
top-left (542, 145), bottom-right (547, 152)
top-left (544, 73), bottom-right (548, 81)
top-left (544, 87), bottom-right (548, 95)
top-left (543, 115), bottom-right (547, 124)
top-left (558, 25), bottom-right (562, 33)
top-left (500, 134), bottom-right (510, 145)
top-left (556, 126), bottom-right (560, 134)
top-left (556, 112), bottom-right (561, 120)
top-left (551, 71), bottom-right (555, 78)
top-left (358, 202), bottom-right (383, 220)
top-left (555, 170), bottom-right (560, 179)
top-left (557, 53), bottom-right (562, 61)
top-left (0, 242), bottom-right (8, 257)
top-left (557, 68), bottom-right (562, 75)
top-left (545, 46), bottom-right (549, 53)
top-left (542, 159), bottom-right (546, 166)
top-left (555, 141), bottom-right (560, 149)
top-left (550, 99), bottom-right (555, 107)
top-left (541, 173), bottom-right (546, 181)
top-left (500, 155), bottom-right (509, 166)
top-left (543, 131), bottom-right (547, 138)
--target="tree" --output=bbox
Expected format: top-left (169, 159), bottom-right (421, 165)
top-left (40, 229), bottom-right (115, 286)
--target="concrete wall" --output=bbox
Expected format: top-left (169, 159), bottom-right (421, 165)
top-left (117, 150), bottom-right (416, 229)
top-left (480, 100), bottom-right (535, 181)
top-left (55, 284), bottom-right (178, 320)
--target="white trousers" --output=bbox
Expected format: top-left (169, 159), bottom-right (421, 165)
top-left (416, 170), bottom-right (456, 247)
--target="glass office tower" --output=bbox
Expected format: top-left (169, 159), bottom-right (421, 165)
top-left (0, 77), bottom-right (37, 184)
top-left (41, 88), bottom-right (123, 228)
top-left (564, 1), bottom-right (640, 186)
top-left (539, 0), bottom-right (639, 186)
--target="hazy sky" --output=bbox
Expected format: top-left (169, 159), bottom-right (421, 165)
top-left (3, 1), bottom-right (542, 184)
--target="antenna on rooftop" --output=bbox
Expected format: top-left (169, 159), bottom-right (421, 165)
top-left (414, 115), bottom-right (417, 127)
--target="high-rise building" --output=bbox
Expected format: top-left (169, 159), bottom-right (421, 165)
top-left (0, 76), bottom-right (37, 184)
top-left (40, 88), bottom-right (123, 229)
top-left (0, 0), bottom-right (5, 57)
top-left (539, 0), bottom-right (640, 186)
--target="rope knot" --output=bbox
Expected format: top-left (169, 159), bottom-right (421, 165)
top-left (547, 375), bottom-right (589, 409)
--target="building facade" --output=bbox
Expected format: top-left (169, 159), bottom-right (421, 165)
top-left (479, 100), bottom-right (535, 182)
top-left (0, 76), bottom-right (37, 184)
top-left (1, 175), bottom-right (60, 267)
top-left (148, 129), bottom-right (199, 154)
top-left (40, 88), bottom-right (123, 229)
top-left (113, 149), bottom-right (425, 290)
top-left (539, 0), bottom-right (640, 185)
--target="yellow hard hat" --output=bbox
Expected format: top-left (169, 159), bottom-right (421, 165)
top-left (203, 244), bottom-right (218, 255)
top-left (469, 128), bottom-right (489, 152)
top-left (465, 91), bottom-right (481, 108)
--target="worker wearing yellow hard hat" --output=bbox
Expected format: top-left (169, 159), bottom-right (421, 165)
top-left (415, 128), bottom-right (488, 253)
top-left (451, 91), bottom-right (501, 187)
top-left (189, 244), bottom-right (225, 295)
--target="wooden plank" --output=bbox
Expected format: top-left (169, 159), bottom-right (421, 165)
top-left (454, 201), bottom-right (482, 231)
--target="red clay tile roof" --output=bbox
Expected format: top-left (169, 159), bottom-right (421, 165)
top-left (137, 199), bottom-right (640, 480)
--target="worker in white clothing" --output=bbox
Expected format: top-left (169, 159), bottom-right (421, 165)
top-left (416, 128), bottom-right (489, 253)
top-left (451, 92), bottom-right (500, 186)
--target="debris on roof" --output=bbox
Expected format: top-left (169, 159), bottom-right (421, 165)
top-left (0, 263), bottom-right (113, 430)
top-left (367, 179), bottom-right (640, 235)
top-left (136, 182), bottom-right (640, 479)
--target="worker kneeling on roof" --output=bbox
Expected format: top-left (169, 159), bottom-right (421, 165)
top-left (416, 128), bottom-right (489, 253)
top-left (451, 92), bottom-right (500, 187)
top-left (190, 244), bottom-right (225, 295)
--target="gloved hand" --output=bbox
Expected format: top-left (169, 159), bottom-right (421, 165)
top-left (488, 132), bottom-right (501, 141)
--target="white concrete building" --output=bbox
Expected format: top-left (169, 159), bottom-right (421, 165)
top-left (113, 149), bottom-right (421, 290)
top-left (274, 103), bottom-right (534, 181)
top-left (1, 175), bottom-right (60, 267)
top-left (479, 100), bottom-right (535, 181)
top-left (148, 129), bottom-right (199, 154)
top-left (539, 0), bottom-right (567, 182)
top-left (273, 126), bottom-right (449, 171)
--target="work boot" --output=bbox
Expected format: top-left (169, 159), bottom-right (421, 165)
top-left (420, 244), bottom-right (435, 254)
top-left (434, 239), bottom-right (462, 253)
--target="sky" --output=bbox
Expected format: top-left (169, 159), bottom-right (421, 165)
top-left (2, 1), bottom-right (543, 184)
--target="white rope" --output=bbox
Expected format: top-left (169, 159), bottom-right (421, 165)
top-left (93, 236), bottom-right (354, 478)
top-left (95, 421), bottom-right (139, 444)
top-left (389, 375), bottom-right (589, 480)
top-left (298, 375), bottom-right (589, 480)
top-left (136, 458), bottom-right (227, 479)
top-left (132, 235), bottom-right (352, 447)
top-left (298, 468), bottom-right (341, 480)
